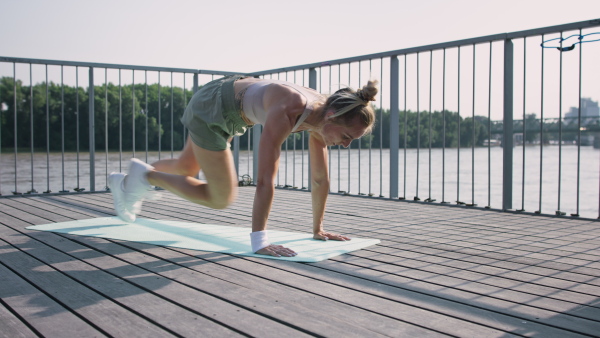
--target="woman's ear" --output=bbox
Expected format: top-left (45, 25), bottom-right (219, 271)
top-left (325, 109), bottom-right (335, 120)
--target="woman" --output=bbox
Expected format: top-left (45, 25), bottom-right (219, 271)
top-left (109, 75), bottom-right (378, 257)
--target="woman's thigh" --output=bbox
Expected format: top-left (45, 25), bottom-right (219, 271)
top-left (191, 142), bottom-right (239, 209)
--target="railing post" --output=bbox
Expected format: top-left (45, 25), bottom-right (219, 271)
top-left (88, 67), bottom-right (96, 191)
top-left (503, 39), bottom-right (514, 210)
top-left (309, 67), bottom-right (317, 89)
top-left (389, 56), bottom-right (400, 199)
top-left (233, 136), bottom-right (240, 176)
top-left (308, 67), bottom-right (317, 191)
top-left (193, 73), bottom-right (200, 179)
top-left (252, 125), bottom-right (262, 184)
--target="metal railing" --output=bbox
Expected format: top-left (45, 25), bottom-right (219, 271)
top-left (0, 57), bottom-right (241, 194)
top-left (1, 18), bottom-right (600, 219)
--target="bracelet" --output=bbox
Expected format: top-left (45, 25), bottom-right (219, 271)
top-left (250, 230), bottom-right (270, 253)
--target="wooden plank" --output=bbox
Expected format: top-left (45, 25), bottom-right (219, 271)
top-left (0, 263), bottom-right (102, 337)
top-left (0, 303), bottom-right (37, 338)
top-left (3, 187), bottom-right (600, 337)
top-left (260, 256), bottom-right (595, 337)
top-left (0, 211), bottom-right (239, 337)
top-left (2, 201), bottom-right (390, 337)
top-left (374, 240), bottom-right (600, 286)
top-left (53, 235), bottom-right (392, 337)
top-left (121, 242), bottom-right (519, 337)
top-left (88, 238), bottom-right (446, 337)
top-left (327, 253), bottom-right (600, 335)
top-left (15, 222), bottom-right (312, 337)
top-left (363, 244), bottom-right (600, 305)
top-left (0, 239), bottom-right (172, 337)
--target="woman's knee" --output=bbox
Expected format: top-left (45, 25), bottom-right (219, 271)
top-left (203, 188), bottom-right (237, 209)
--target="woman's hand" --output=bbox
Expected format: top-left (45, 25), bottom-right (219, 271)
top-left (255, 244), bottom-right (297, 257)
top-left (313, 231), bottom-right (351, 241)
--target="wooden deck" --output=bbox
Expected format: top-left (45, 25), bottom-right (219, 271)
top-left (1, 187), bottom-right (599, 337)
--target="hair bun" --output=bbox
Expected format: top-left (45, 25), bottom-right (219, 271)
top-left (356, 80), bottom-right (379, 103)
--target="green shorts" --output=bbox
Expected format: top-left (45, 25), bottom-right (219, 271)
top-left (180, 74), bottom-right (250, 151)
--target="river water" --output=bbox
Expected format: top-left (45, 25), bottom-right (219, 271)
top-left (2, 145), bottom-right (599, 219)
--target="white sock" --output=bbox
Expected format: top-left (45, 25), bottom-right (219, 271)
top-left (250, 230), bottom-right (270, 252)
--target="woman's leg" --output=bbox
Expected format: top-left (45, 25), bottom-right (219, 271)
top-left (146, 139), bottom-right (238, 210)
top-left (150, 137), bottom-right (200, 177)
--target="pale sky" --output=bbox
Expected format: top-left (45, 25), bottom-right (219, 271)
top-left (1, 0), bottom-right (599, 73)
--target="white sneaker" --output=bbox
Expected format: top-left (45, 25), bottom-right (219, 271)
top-left (123, 158), bottom-right (155, 216)
top-left (108, 172), bottom-right (136, 222)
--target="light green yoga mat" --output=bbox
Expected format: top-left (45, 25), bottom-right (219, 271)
top-left (26, 217), bottom-right (380, 262)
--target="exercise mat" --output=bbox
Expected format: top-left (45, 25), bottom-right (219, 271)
top-left (27, 217), bottom-right (380, 262)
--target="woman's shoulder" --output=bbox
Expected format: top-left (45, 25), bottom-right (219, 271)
top-left (263, 82), bottom-right (307, 111)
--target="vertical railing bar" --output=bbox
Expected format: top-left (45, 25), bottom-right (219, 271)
top-left (231, 77), bottom-right (241, 177)
top-left (247, 127), bottom-right (251, 177)
top-left (358, 61), bottom-right (362, 195)
top-left (379, 58), bottom-right (383, 197)
top-left (233, 133), bottom-right (240, 177)
top-left (403, 55), bottom-right (407, 199)
top-left (145, 71), bottom-right (148, 163)
top-left (557, 33), bottom-right (563, 215)
top-left (0, 73), bottom-right (2, 195)
top-left (503, 38), bottom-right (514, 211)
top-left (520, 38), bottom-right (527, 211)
top-left (158, 71), bottom-right (162, 161)
top-left (88, 67), bottom-right (96, 192)
top-left (13, 63), bottom-right (19, 194)
top-left (428, 51), bottom-right (433, 202)
top-left (389, 55), bottom-right (400, 200)
top-left (416, 52), bottom-right (420, 200)
top-left (0, 68), bottom-right (3, 196)
top-left (171, 72), bottom-right (174, 159)
top-left (328, 66), bottom-right (332, 192)
top-left (75, 67), bottom-right (81, 191)
top-left (457, 46), bottom-right (461, 205)
top-left (252, 123), bottom-right (262, 186)
top-left (119, 69), bottom-right (123, 171)
top-left (276, 72), bottom-right (280, 187)
top-left (487, 42), bottom-right (493, 208)
top-left (284, 71), bottom-right (289, 188)
top-left (0, 70), bottom-right (2, 195)
top-left (337, 65), bottom-right (341, 192)
top-left (302, 70), bottom-right (305, 189)
top-left (45, 65), bottom-right (51, 193)
top-left (60, 65), bottom-right (67, 192)
top-left (442, 49), bottom-right (447, 203)
top-left (538, 35), bottom-right (545, 214)
top-left (183, 74), bottom-right (186, 144)
top-left (29, 64), bottom-right (36, 194)
top-left (471, 45), bottom-right (476, 206)
top-left (293, 71), bottom-right (296, 188)
top-left (574, 28), bottom-right (582, 217)
top-left (306, 68), bottom-right (316, 190)
top-left (368, 59), bottom-right (372, 196)
top-left (132, 71), bottom-right (136, 158)
top-left (104, 69), bottom-right (109, 189)
top-left (347, 63), bottom-right (351, 194)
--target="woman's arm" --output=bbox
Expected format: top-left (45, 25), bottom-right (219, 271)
top-left (251, 85), bottom-right (305, 256)
top-left (308, 132), bottom-right (350, 241)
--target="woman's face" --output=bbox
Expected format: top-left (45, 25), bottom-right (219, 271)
top-left (319, 120), bottom-right (367, 148)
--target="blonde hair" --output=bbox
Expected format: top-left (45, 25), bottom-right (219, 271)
top-left (323, 80), bottom-right (378, 133)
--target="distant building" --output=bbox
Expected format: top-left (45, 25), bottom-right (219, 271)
top-left (564, 98), bottom-right (600, 124)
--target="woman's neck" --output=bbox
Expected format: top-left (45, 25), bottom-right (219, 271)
top-left (302, 104), bottom-right (328, 132)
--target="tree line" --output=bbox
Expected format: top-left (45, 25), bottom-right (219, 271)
top-left (0, 77), bottom-right (587, 153)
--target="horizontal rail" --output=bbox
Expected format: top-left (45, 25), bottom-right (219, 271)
top-left (249, 18), bottom-right (600, 76)
top-left (0, 56), bottom-right (244, 76)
